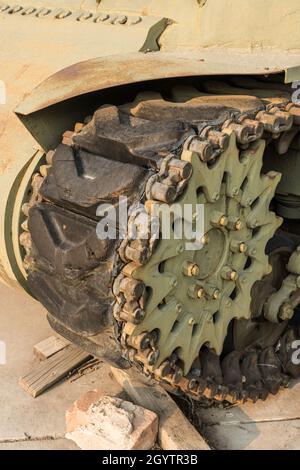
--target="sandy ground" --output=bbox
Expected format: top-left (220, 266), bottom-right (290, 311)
top-left (1, 282), bottom-right (300, 450)
top-left (0, 283), bottom-right (122, 450)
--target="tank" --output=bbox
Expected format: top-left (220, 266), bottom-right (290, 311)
top-left (2, 0), bottom-right (300, 404)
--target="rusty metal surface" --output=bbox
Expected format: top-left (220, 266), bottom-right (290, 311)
top-left (16, 51), bottom-right (300, 118)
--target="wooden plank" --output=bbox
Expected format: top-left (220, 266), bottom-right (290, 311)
top-left (33, 335), bottom-right (70, 360)
top-left (111, 366), bottom-right (210, 451)
top-left (19, 344), bottom-right (91, 398)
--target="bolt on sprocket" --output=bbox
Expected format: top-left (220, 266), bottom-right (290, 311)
top-left (117, 131), bottom-right (282, 379)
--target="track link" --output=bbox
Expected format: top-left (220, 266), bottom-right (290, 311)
top-left (21, 78), bottom-right (300, 403)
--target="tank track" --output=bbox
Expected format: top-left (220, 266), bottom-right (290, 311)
top-left (21, 78), bottom-right (300, 404)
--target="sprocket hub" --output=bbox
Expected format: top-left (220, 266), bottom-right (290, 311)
top-left (124, 133), bottom-right (282, 376)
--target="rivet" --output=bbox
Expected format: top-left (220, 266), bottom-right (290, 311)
top-left (55, 9), bottom-right (71, 19)
top-left (36, 7), bottom-right (51, 17)
top-left (21, 7), bottom-right (36, 15)
top-left (8, 5), bottom-right (22, 13)
top-left (77, 11), bottom-right (92, 21)
top-left (94, 13), bottom-right (109, 23)
top-left (127, 15), bottom-right (142, 25)
top-left (188, 317), bottom-right (195, 326)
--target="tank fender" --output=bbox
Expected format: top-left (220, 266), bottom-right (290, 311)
top-left (15, 51), bottom-right (300, 151)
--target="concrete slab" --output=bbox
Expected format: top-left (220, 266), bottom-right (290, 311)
top-left (196, 378), bottom-right (300, 450)
top-left (197, 380), bottom-right (300, 426)
top-left (1, 282), bottom-right (300, 450)
top-left (202, 419), bottom-right (300, 450)
top-left (0, 284), bottom-right (122, 448)
top-left (0, 438), bottom-right (79, 450)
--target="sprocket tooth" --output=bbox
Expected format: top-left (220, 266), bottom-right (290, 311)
top-left (259, 347), bottom-right (284, 395)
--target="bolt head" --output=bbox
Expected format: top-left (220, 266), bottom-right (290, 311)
top-left (183, 261), bottom-right (199, 277)
top-left (201, 234), bottom-right (209, 245)
top-left (191, 264), bottom-right (200, 277)
top-left (188, 317), bottom-right (195, 326)
top-left (219, 215), bottom-right (228, 227)
top-left (213, 289), bottom-right (220, 300)
top-left (230, 270), bottom-right (238, 281)
top-left (197, 287), bottom-right (205, 299)
top-left (235, 220), bottom-right (243, 231)
top-left (239, 243), bottom-right (247, 253)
